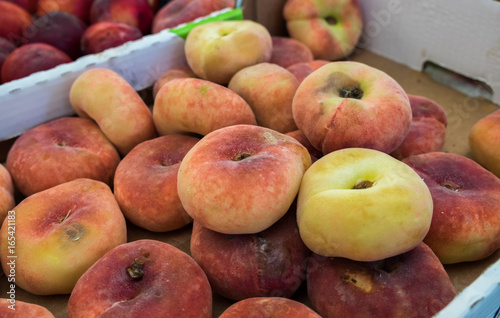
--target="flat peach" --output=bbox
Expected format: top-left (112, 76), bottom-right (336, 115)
top-left (114, 135), bottom-right (199, 232)
top-left (403, 152), bottom-right (500, 264)
top-left (6, 117), bottom-right (120, 197)
top-left (67, 239), bottom-right (212, 318)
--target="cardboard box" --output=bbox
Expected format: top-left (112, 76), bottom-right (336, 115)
top-left (355, 0), bottom-right (500, 106)
top-left (0, 1), bottom-right (499, 317)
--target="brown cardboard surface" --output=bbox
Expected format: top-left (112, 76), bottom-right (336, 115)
top-left (0, 48), bottom-right (498, 317)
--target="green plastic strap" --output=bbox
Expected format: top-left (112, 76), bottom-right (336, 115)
top-left (169, 8), bottom-right (244, 39)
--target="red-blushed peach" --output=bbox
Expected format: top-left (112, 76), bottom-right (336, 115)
top-left (297, 148), bottom-right (433, 262)
top-left (228, 63), bottom-right (299, 133)
top-left (403, 152), bottom-right (500, 264)
top-left (81, 21), bottom-right (142, 55)
top-left (0, 165), bottom-right (15, 225)
top-left (69, 68), bottom-right (158, 156)
top-left (153, 78), bottom-right (257, 136)
top-left (469, 109), bottom-right (500, 178)
top-left (0, 37), bottom-right (16, 72)
top-left (94, 23), bottom-right (141, 48)
top-left (285, 129), bottom-right (322, 161)
top-left (185, 20), bottom-right (273, 85)
top-left (113, 135), bottom-right (199, 232)
top-left (22, 11), bottom-right (87, 59)
top-left (0, 298), bottom-right (55, 317)
top-left (6, 117), bottom-right (121, 197)
top-left (307, 242), bottom-right (456, 318)
top-left (37, 0), bottom-right (94, 24)
top-left (177, 125), bottom-right (311, 235)
top-left (270, 36), bottom-right (314, 68)
top-left (152, 66), bottom-right (197, 99)
top-left (1, 43), bottom-right (72, 83)
top-left (152, 0), bottom-right (235, 34)
top-left (391, 94), bottom-right (448, 160)
top-left (0, 178), bottom-right (127, 295)
top-left (90, 0), bottom-right (154, 34)
top-left (190, 206), bottom-right (311, 300)
top-left (283, 0), bottom-right (363, 60)
top-left (0, 2), bottom-right (33, 45)
top-left (219, 297), bottom-right (322, 318)
top-left (286, 59), bottom-right (329, 83)
top-left (292, 61), bottom-right (412, 155)
top-left (67, 239), bottom-right (212, 318)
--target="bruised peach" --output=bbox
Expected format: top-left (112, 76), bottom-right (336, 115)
top-left (307, 242), bottom-right (456, 318)
top-left (190, 207), bottom-right (311, 300)
top-left (292, 61), bottom-right (412, 155)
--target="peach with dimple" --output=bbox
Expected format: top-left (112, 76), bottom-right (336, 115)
top-left (283, 0), bottom-right (363, 60)
top-left (6, 117), bottom-right (121, 197)
top-left (403, 152), bottom-right (500, 264)
top-left (0, 178), bottom-right (127, 295)
top-left (177, 124), bottom-right (311, 234)
top-left (185, 20), bottom-right (273, 85)
top-left (292, 61), bottom-right (412, 155)
top-left (67, 239), bottom-right (212, 318)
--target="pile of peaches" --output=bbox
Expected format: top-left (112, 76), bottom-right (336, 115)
top-left (0, 0), bottom-right (235, 83)
top-left (1, 0), bottom-right (500, 317)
